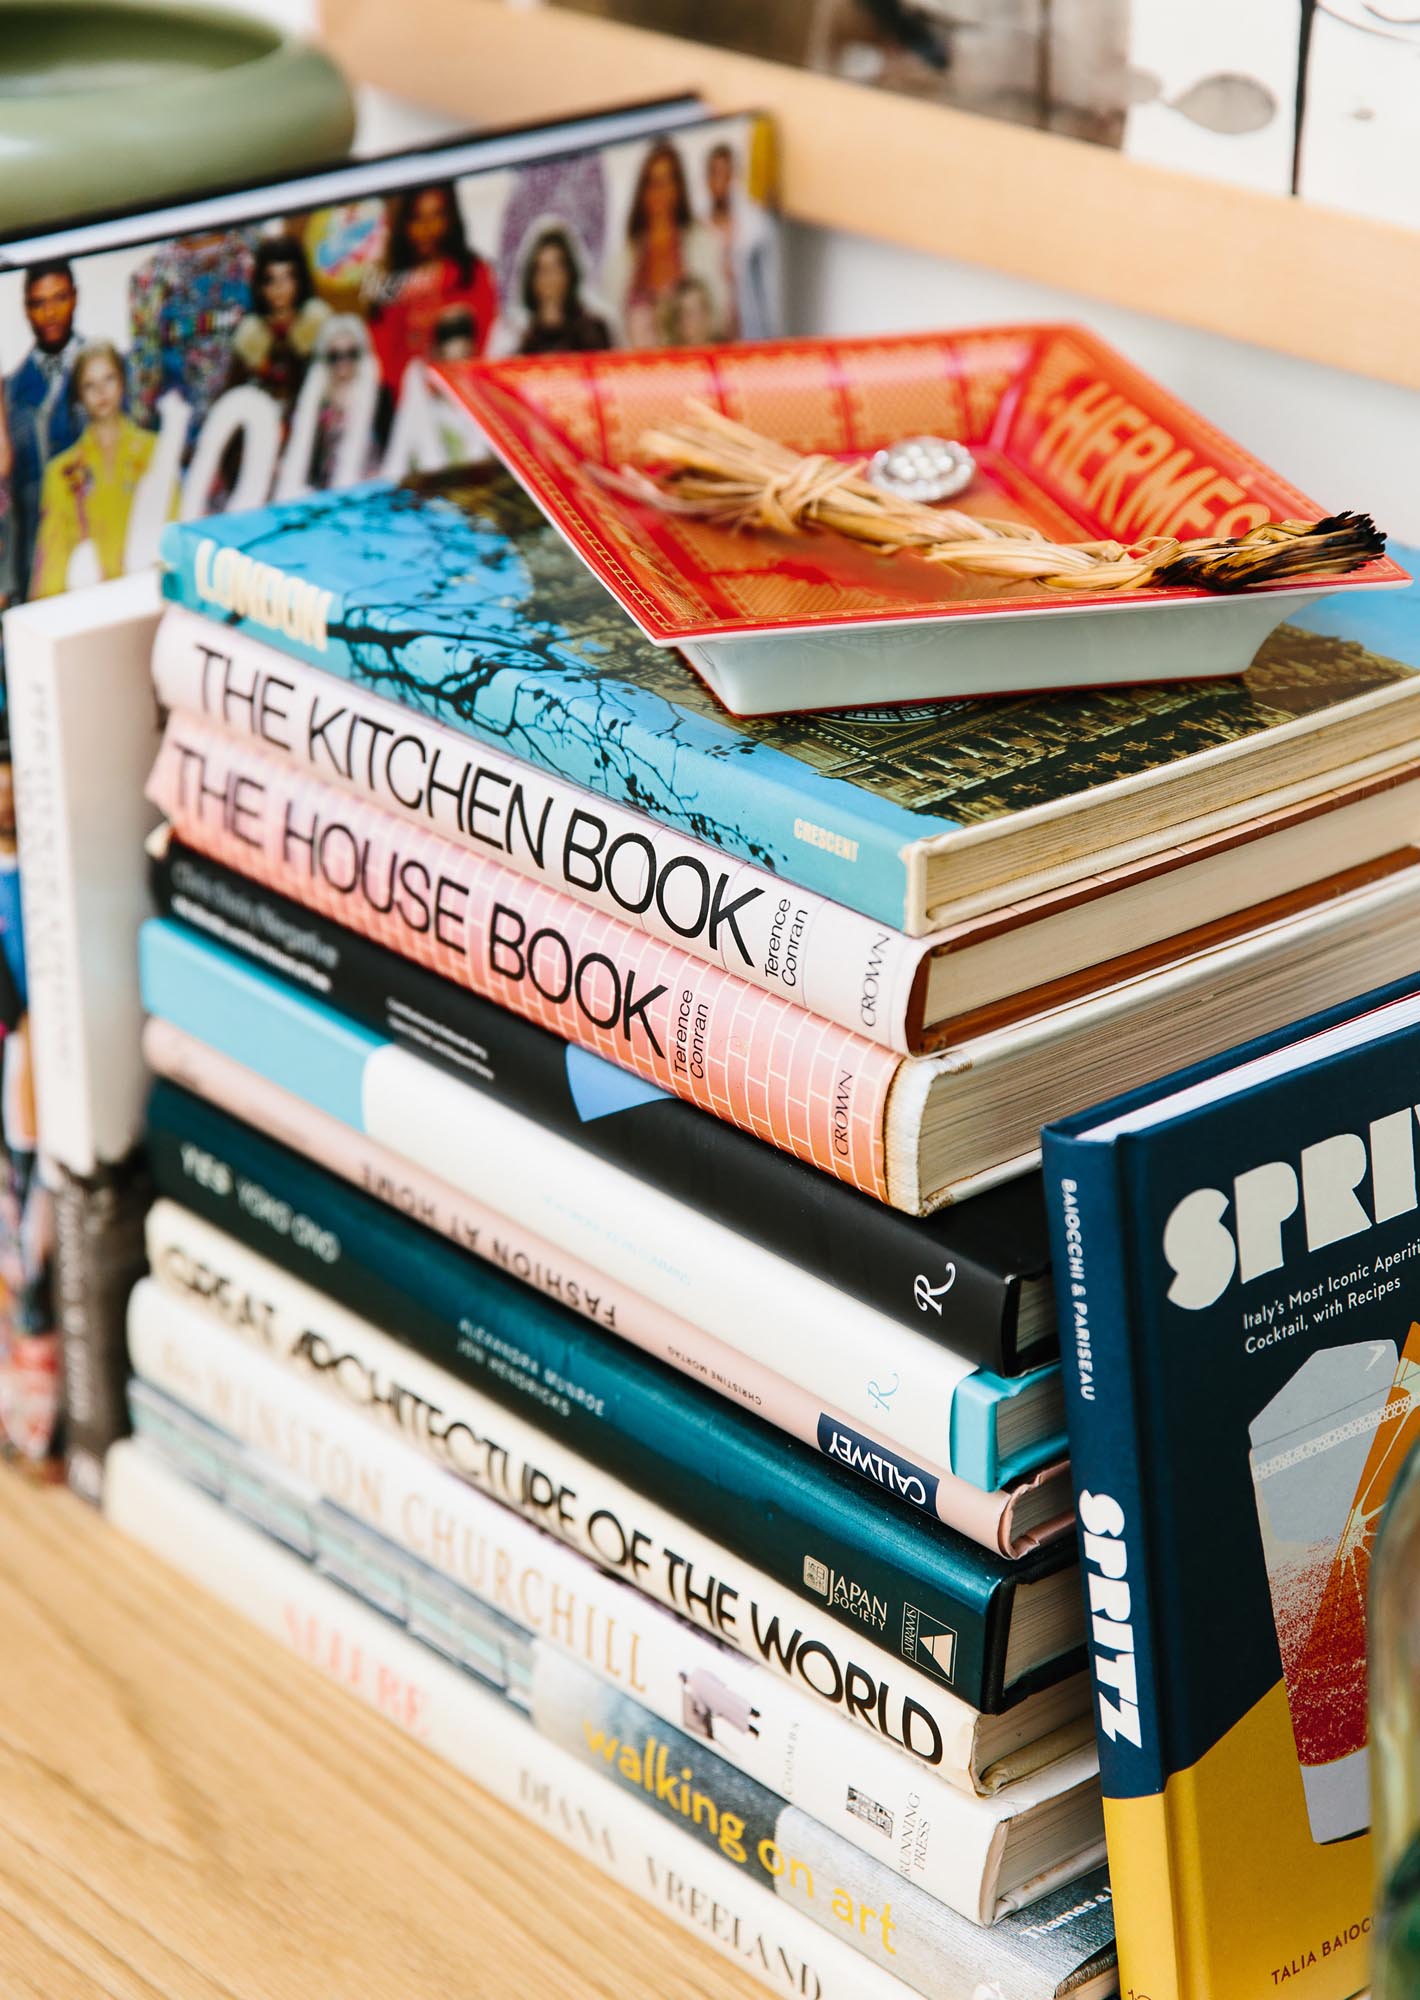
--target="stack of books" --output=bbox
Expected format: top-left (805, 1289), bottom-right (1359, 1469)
top-left (105, 455), bottom-right (1420, 1998)
top-left (0, 90), bottom-right (785, 1479)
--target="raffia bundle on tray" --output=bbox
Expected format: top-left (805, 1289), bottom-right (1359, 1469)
top-left (617, 401), bottom-right (1385, 595)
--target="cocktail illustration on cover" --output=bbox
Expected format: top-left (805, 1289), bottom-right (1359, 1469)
top-left (1249, 1329), bottom-right (1420, 1844)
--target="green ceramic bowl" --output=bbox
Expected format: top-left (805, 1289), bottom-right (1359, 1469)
top-left (0, 0), bottom-right (355, 233)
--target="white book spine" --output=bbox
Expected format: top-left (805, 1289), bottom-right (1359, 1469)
top-left (104, 1440), bottom-right (909, 2000)
top-left (143, 1085), bottom-right (1050, 1553)
top-left (152, 606), bottom-right (932, 1051)
top-left (7, 579), bottom-right (162, 1175)
top-left (127, 1268), bottom-right (1000, 1786)
top-left (373, 1039), bottom-right (980, 1475)
top-left (10, 621), bottom-right (90, 1174)
top-left (139, 1205), bottom-right (1098, 1897)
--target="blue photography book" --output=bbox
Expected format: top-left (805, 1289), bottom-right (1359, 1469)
top-left (1042, 968), bottom-right (1420, 2000)
top-left (159, 471), bottom-right (1420, 933)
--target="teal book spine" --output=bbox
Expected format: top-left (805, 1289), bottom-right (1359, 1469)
top-left (145, 1077), bottom-right (1082, 1713)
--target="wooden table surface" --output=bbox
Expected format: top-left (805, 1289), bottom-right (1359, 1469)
top-left (0, 1463), bottom-right (762, 1999)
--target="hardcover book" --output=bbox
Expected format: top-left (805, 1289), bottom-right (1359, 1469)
top-left (139, 1082), bottom-right (1086, 1712)
top-left (145, 719), bottom-right (1420, 1211)
top-left (159, 471), bottom-right (1420, 933)
top-left (109, 1440), bottom-right (1119, 2000)
top-left (1041, 969), bottom-right (1420, 1999)
top-left (51, 1152), bottom-right (151, 1502)
top-left (142, 1032), bottom-right (1071, 1548)
top-left (6, 573), bottom-right (163, 1181)
top-left (152, 604), bottom-right (1420, 1055)
top-left (103, 1443), bottom-right (912, 2000)
top-left (148, 841), bottom-right (1056, 1373)
top-left (0, 99), bottom-right (780, 710)
top-left (128, 1253), bottom-right (1089, 1757)
top-left (126, 1371), bottom-right (1104, 1937)
top-left (132, 1240), bottom-right (1088, 1801)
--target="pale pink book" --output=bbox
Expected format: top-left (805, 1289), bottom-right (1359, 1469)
top-left (142, 1015), bottom-right (1070, 1556)
top-left (146, 712), bottom-right (908, 1203)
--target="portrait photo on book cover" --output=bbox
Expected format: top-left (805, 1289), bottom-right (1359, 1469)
top-left (0, 113), bottom-right (778, 645)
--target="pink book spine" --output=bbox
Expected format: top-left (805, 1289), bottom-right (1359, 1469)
top-left (140, 1015), bottom-right (1054, 1554)
top-left (146, 713), bottom-right (905, 1202)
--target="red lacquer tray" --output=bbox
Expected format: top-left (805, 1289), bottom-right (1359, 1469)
top-left (434, 327), bottom-right (1406, 715)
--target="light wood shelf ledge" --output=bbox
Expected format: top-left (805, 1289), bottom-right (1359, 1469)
top-left (319, 0), bottom-right (1420, 393)
top-left (0, 1462), bottom-right (763, 1999)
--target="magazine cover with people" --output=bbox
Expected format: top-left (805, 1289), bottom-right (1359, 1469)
top-left (0, 102), bottom-right (781, 1472)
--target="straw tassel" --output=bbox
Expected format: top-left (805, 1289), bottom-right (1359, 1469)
top-left (625, 403), bottom-right (1385, 596)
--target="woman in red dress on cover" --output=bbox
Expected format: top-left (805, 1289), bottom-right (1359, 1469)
top-left (366, 182), bottom-right (498, 396)
top-left (609, 139), bottom-right (725, 348)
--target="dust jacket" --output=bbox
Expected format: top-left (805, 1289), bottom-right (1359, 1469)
top-left (159, 474), bottom-right (1420, 932)
top-left (1041, 969), bottom-right (1420, 1999)
top-left (143, 1076), bottom-right (1084, 1714)
top-left (147, 846), bottom-right (1056, 1375)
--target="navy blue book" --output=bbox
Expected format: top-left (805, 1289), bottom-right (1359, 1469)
top-left (148, 1078), bottom-right (1084, 1713)
top-left (1041, 970), bottom-right (1420, 2000)
top-left (159, 470), bottom-right (1420, 934)
top-left (150, 840), bottom-right (1055, 1372)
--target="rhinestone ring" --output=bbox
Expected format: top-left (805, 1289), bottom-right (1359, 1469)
top-left (867, 435), bottom-right (977, 504)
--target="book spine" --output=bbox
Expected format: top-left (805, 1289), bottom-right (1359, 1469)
top-left (8, 623), bottom-right (90, 1176)
top-left (7, 587), bottom-right (161, 1179)
top-left (146, 712), bottom-right (910, 1206)
top-left (1041, 1127), bottom-right (1180, 2000)
top-left (527, 1650), bottom-right (991, 1982)
top-left (127, 1266), bottom-right (999, 1766)
top-left (123, 1313), bottom-right (1025, 1829)
top-left (152, 609), bottom-right (930, 1052)
top-left (52, 1155), bottom-right (152, 1501)
top-left (143, 1085), bottom-right (1055, 1713)
top-left (150, 845), bottom-right (1031, 1372)
top-left (142, 1069), bottom-right (1060, 1552)
top-left (104, 1440), bottom-right (911, 2000)
top-left (135, 913), bottom-right (1043, 1504)
top-left (127, 1362), bottom-right (1082, 1937)
top-left (157, 536), bottom-right (926, 931)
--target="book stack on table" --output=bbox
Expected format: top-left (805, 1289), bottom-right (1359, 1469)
top-left (103, 348), bottom-right (1420, 1998)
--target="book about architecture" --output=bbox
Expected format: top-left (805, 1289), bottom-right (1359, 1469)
top-left (147, 838), bottom-right (1057, 1374)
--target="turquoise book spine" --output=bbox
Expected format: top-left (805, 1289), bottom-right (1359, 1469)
top-left (145, 1074), bottom-right (1083, 1713)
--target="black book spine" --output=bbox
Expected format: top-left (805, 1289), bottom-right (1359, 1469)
top-left (153, 841), bottom-right (1052, 1372)
top-left (145, 1083), bottom-right (1084, 1713)
top-left (53, 1153), bottom-right (152, 1501)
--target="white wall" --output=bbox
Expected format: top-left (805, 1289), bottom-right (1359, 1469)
top-left (192, 0), bottom-right (1420, 544)
top-left (784, 222), bottom-right (1420, 546)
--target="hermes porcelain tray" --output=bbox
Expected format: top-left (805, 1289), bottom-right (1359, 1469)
top-left (436, 326), bottom-right (1406, 716)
